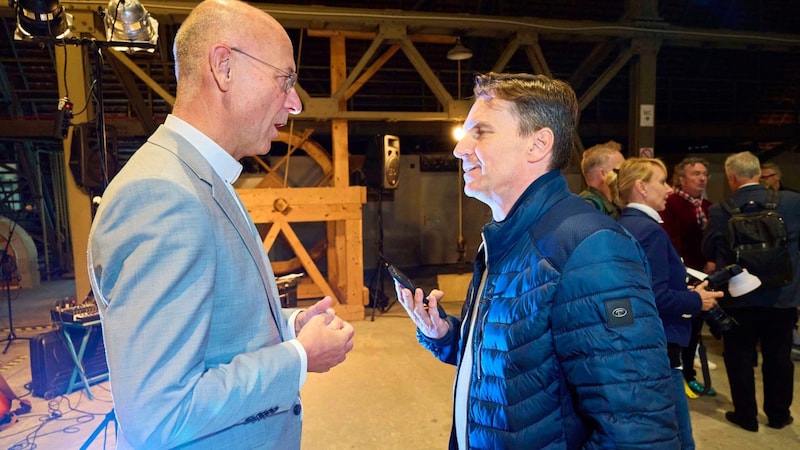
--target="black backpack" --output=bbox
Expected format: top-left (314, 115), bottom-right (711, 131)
top-left (721, 189), bottom-right (793, 289)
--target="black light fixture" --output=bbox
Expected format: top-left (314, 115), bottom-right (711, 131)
top-left (103, 0), bottom-right (159, 52)
top-left (11, 0), bottom-right (73, 39)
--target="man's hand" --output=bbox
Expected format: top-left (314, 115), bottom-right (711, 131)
top-left (294, 296), bottom-right (336, 334)
top-left (295, 297), bottom-right (355, 373)
top-left (395, 283), bottom-right (448, 339)
top-left (689, 280), bottom-right (724, 311)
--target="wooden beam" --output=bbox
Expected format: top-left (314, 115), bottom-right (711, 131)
top-left (397, 38), bottom-right (454, 106)
top-left (343, 45), bottom-right (400, 101)
top-left (98, 36), bottom-right (177, 106)
top-left (578, 45), bottom-right (636, 111)
top-left (238, 187), bottom-right (365, 222)
top-left (308, 29), bottom-right (457, 45)
top-left (568, 40), bottom-right (617, 91)
top-left (330, 27), bottom-right (387, 101)
top-left (105, 52), bottom-right (158, 134)
top-left (56, 10), bottom-right (95, 302)
top-left (491, 34), bottom-right (523, 73)
top-left (329, 33), bottom-right (348, 305)
top-left (523, 39), bottom-right (553, 78)
top-left (276, 221), bottom-right (338, 301)
top-left (237, 185), bottom-right (366, 319)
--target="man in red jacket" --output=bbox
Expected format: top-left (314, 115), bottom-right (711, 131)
top-left (660, 157), bottom-right (717, 396)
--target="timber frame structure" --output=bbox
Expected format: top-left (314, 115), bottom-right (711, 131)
top-left (1, 1), bottom-right (799, 320)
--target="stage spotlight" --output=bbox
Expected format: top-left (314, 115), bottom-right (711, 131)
top-left (11, 0), bottom-right (73, 40)
top-left (104, 0), bottom-right (159, 52)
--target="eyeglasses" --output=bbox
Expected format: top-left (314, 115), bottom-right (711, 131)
top-left (761, 173), bottom-right (777, 180)
top-left (230, 47), bottom-right (298, 93)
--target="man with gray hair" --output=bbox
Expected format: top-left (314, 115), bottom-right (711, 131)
top-left (702, 151), bottom-right (800, 432)
top-left (579, 140), bottom-right (624, 219)
top-left (660, 156), bottom-right (716, 397)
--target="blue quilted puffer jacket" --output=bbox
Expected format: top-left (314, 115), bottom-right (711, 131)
top-left (419, 171), bottom-right (679, 449)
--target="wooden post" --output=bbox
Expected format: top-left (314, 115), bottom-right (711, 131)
top-left (55, 10), bottom-right (97, 301)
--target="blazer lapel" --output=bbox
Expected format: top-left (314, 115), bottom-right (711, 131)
top-left (215, 185), bottom-right (287, 340)
top-left (148, 127), bottom-right (286, 340)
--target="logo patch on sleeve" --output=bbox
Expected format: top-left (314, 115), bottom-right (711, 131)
top-left (604, 298), bottom-right (634, 327)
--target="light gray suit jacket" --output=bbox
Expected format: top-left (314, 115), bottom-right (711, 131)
top-left (88, 125), bottom-right (303, 449)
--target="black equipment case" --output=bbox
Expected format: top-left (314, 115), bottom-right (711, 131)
top-left (29, 328), bottom-right (108, 398)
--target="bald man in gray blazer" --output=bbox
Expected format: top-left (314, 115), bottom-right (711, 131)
top-left (87, 1), bottom-right (354, 448)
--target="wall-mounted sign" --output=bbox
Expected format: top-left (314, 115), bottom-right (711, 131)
top-left (640, 104), bottom-right (655, 127)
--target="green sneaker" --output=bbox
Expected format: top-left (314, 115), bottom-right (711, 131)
top-left (687, 380), bottom-right (716, 396)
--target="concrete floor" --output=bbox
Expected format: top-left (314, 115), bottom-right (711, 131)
top-left (0, 275), bottom-right (798, 449)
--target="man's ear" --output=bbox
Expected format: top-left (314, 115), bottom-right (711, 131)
top-left (528, 127), bottom-right (554, 163)
top-left (726, 172), bottom-right (738, 190)
top-left (210, 46), bottom-right (232, 91)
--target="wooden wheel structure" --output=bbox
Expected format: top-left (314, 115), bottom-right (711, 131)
top-left (236, 127), bottom-right (367, 318)
top-left (241, 128), bottom-right (333, 275)
top-left (246, 128), bottom-right (334, 190)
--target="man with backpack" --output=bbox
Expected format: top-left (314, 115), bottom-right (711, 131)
top-left (702, 151), bottom-right (800, 432)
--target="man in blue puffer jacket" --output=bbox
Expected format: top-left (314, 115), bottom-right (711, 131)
top-left (395, 72), bottom-right (679, 449)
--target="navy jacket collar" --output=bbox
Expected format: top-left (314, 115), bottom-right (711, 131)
top-left (482, 170), bottom-right (570, 261)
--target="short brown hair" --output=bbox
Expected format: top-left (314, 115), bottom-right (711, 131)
top-left (474, 72), bottom-right (579, 171)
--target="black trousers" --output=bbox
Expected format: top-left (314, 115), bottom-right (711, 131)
top-left (681, 316), bottom-right (703, 382)
top-left (722, 306), bottom-right (797, 422)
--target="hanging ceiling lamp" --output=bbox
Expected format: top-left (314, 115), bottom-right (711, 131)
top-left (447, 37), bottom-right (473, 61)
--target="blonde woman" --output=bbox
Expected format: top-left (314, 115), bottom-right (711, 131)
top-left (608, 158), bottom-right (723, 449)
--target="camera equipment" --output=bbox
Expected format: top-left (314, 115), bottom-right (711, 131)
top-left (687, 264), bottom-right (761, 338)
top-left (701, 264), bottom-right (762, 297)
top-left (702, 303), bottom-right (735, 339)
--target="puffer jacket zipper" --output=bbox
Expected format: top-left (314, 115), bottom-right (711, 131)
top-left (474, 298), bottom-right (491, 381)
top-left (475, 233), bottom-right (490, 381)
